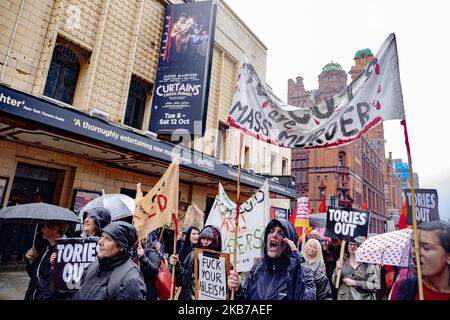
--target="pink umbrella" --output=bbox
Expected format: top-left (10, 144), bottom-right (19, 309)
top-left (355, 228), bottom-right (413, 267)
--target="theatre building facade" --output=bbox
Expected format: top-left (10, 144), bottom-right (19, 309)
top-left (0, 0), bottom-right (294, 262)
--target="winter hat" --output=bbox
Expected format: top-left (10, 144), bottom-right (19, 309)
top-left (199, 225), bottom-right (222, 251)
top-left (102, 221), bottom-right (137, 253)
top-left (84, 207), bottom-right (112, 233)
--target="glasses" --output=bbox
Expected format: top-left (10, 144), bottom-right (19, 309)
top-left (348, 242), bottom-right (359, 247)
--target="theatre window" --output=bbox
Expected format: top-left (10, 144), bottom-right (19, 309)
top-left (43, 45), bottom-right (80, 105)
top-left (124, 76), bottom-right (152, 129)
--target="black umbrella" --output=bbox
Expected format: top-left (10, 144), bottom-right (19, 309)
top-left (0, 203), bottom-right (81, 247)
top-left (0, 203), bottom-right (81, 224)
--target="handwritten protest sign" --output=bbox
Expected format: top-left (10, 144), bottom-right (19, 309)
top-left (194, 249), bottom-right (230, 300)
top-left (205, 180), bottom-right (269, 272)
top-left (325, 206), bottom-right (370, 242)
top-left (295, 197), bottom-right (310, 228)
top-left (52, 237), bottom-right (98, 291)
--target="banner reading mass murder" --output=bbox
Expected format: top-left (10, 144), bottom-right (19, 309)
top-left (325, 206), bottom-right (370, 242)
top-left (227, 33), bottom-right (405, 148)
top-left (405, 189), bottom-right (439, 226)
top-left (194, 249), bottom-right (230, 300)
top-left (149, 1), bottom-right (217, 136)
top-left (205, 180), bottom-right (270, 272)
top-left (52, 237), bottom-right (98, 292)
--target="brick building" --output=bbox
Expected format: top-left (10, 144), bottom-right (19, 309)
top-left (385, 151), bottom-right (403, 222)
top-left (0, 0), bottom-right (294, 261)
top-left (289, 50), bottom-right (387, 233)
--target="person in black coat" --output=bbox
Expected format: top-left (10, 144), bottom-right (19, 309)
top-left (72, 221), bottom-right (146, 300)
top-left (169, 225), bottom-right (221, 300)
top-left (80, 207), bottom-right (111, 238)
top-left (178, 225), bottom-right (200, 265)
top-left (137, 241), bottom-right (160, 300)
top-left (24, 221), bottom-right (68, 300)
top-left (228, 218), bottom-right (316, 300)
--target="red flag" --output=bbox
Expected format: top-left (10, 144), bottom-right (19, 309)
top-left (360, 202), bottom-right (368, 210)
top-left (398, 198), bottom-right (408, 230)
top-left (317, 196), bottom-right (327, 213)
top-left (289, 203), bottom-right (303, 238)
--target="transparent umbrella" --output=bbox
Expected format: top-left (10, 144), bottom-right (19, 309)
top-left (79, 193), bottom-right (135, 222)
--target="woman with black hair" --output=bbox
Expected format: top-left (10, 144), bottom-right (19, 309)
top-left (178, 225), bottom-right (200, 265)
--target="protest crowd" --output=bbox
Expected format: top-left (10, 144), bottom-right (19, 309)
top-left (3, 178), bottom-right (447, 301)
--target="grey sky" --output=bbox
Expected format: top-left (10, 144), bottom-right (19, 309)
top-left (225, 0), bottom-right (450, 222)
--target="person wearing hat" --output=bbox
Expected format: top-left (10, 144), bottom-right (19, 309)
top-left (227, 218), bottom-right (316, 300)
top-left (332, 237), bottom-right (380, 300)
top-left (169, 225), bottom-right (221, 300)
top-left (24, 220), bottom-right (68, 300)
top-left (72, 221), bottom-right (146, 300)
top-left (81, 207), bottom-right (112, 238)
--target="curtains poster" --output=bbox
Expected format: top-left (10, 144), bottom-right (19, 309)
top-left (149, 1), bottom-right (217, 136)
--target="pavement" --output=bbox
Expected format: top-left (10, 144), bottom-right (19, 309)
top-left (0, 271), bottom-right (29, 300)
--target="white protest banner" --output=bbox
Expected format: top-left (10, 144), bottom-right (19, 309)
top-left (295, 197), bottom-right (310, 228)
top-left (194, 249), bottom-right (230, 300)
top-left (227, 33), bottom-right (405, 148)
top-left (206, 180), bottom-right (270, 272)
top-left (52, 237), bottom-right (98, 291)
top-left (405, 189), bottom-right (439, 225)
top-left (325, 206), bottom-right (371, 242)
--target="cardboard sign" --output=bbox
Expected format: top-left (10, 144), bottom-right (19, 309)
top-left (325, 206), bottom-right (370, 242)
top-left (52, 237), bottom-right (98, 292)
top-left (194, 249), bottom-right (230, 300)
top-left (405, 189), bottom-right (439, 225)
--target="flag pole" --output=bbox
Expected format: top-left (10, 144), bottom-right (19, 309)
top-left (400, 119), bottom-right (424, 300)
top-left (231, 132), bottom-right (244, 300)
top-left (170, 214), bottom-right (178, 300)
top-left (335, 240), bottom-right (346, 289)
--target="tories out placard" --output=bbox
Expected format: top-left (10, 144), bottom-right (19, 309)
top-left (52, 238), bottom-right (98, 292)
top-left (405, 189), bottom-right (439, 225)
top-left (325, 206), bottom-right (371, 242)
top-left (149, 1), bottom-right (217, 136)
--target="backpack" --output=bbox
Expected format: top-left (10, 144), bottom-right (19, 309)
top-left (84, 259), bottom-right (136, 299)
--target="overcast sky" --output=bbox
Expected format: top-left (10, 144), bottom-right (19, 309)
top-left (225, 0), bottom-right (450, 222)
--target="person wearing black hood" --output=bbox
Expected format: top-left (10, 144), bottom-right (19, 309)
top-left (178, 225), bottom-right (200, 265)
top-left (169, 225), bottom-right (221, 300)
top-left (80, 207), bottom-right (112, 238)
top-left (228, 218), bottom-right (316, 300)
top-left (72, 221), bottom-right (146, 300)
